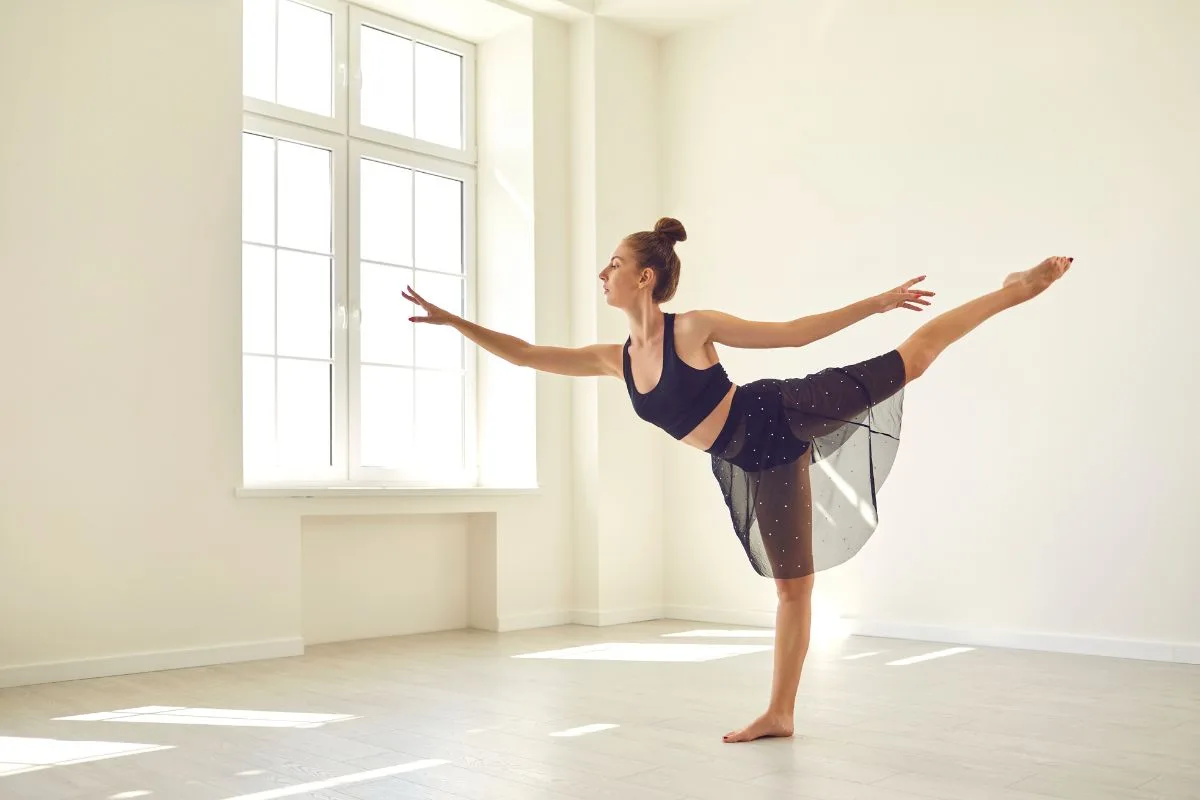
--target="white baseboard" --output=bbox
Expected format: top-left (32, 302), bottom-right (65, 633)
top-left (492, 610), bottom-right (573, 632)
top-left (495, 606), bottom-right (773, 630)
top-left (491, 608), bottom-right (666, 631)
top-left (0, 638), bottom-right (305, 689)
top-left (1173, 643), bottom-right (1200, 665)
top-left (573, 607), bottom-right (665, 627)
top-left (663, 605), bottom-right (775, 629)
top-left (846, 619), bottom-right (1200, 665)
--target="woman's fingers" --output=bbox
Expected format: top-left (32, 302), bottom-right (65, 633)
top-left (403, 285), bottom-right (428, 306)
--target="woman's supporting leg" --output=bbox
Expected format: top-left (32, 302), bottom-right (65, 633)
top-left (723, 574), bottom-right (814, 743)
top-left (898, 255), bottom-right (1071, 381)
top-left (725, 449), bottom-right (816, 743)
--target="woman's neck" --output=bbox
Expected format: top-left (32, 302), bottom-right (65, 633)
top-left (624, 303), bottom-right (664, 346)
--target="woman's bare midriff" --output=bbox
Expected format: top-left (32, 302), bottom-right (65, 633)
top-left (680, 383), bottom-right (737, 452)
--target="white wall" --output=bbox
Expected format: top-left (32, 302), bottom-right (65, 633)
top-left (302, 515), bottom-right (470, 644)
top-left (477, 21), bottom-right (538, 489)
top-left (570, 17), bottom-right (666, 625)
top-left (0, 0), bottom-right (579, 685)
top-left (0, 0), bottom-right (301, 678)
top-left (660, 0), bottom-right (1200, 658)
top-left (593, 19), bottom-right (666, 621)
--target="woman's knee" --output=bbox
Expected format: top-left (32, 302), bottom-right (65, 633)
top-left (775, 574), bottom-right (814, 603)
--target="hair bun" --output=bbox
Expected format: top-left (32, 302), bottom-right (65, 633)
top-left (654, 217), bottom-right (687, 244)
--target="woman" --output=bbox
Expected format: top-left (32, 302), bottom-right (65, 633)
top-left (403, 217), bottom-right (1071, 743)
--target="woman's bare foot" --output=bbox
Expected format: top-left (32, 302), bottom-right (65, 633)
top-left (722, 711), bottom-right (794, 743)
top-left (1003, 256), bottom-right (1073, 299)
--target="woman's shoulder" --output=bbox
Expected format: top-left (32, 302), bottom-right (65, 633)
top-left (669, 309), bottom-right (727, 358)
top-left (672, 308), bottom-right (718, 339)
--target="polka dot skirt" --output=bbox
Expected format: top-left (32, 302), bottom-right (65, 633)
top-left (706, 349), bottom-right (906, 580)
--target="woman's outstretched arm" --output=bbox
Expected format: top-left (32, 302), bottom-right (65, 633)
top-left (403, 286), bottom-right (622, 378)
top-left (692, 276), bottom-right (935, 349)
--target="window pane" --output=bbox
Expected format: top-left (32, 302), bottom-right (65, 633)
top-left (242, 244), bottom-right (275, 355)
top-left (413, 270), bottom-right (462, 369)
top-left (276, 251), bottom-right (331, 360)
top-left (277, 0), bottom-right (333, 117)
top-left (242, 133), bottom-right (275, 246)
top-left (243, 355), bottom-right (276, 472)
top-left (360, 365), bottom-right (413, 468)
top-left (277, 358), bottom-right (332, 466)
top-left (360, 262), bottom-right (413, 366)
top-left (413, 172), bottom-right (462, 273)
top-left (414, 43), bottom-right (462, 149)
top-left (359, 158), bottom-right (412, 266)
top-left (243, 0), bottom-right (276, 103)
top-left (277, 140), bottom-right (331, 254)
top-left (415, 370), bottom-right (463, 473)
top-left (360, 25), bottom-right (413, 137)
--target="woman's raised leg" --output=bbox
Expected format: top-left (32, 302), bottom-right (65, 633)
top-left (898, 255), bottom-right (1072, 381)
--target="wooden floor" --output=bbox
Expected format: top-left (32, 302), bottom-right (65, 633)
top-left (1, 620), bottom-right (1196, 800)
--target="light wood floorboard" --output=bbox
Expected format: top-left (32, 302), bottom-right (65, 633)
top-left (0, 620), bottom-right (1196, 799)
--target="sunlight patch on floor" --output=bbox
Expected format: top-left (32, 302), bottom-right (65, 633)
top-left (887, 647), bottom-right (975, 666)
top-left (0, 736), bottom-right (172, 779)
top-left (549, 723), bottom-right (619, 737)
top-left (54, 707), bottom-right (357, 729)
top-left (219, 759), bottom-right (450, 800)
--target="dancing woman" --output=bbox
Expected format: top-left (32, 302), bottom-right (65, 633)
top-left (403, 217), bottom-right (1071, 743)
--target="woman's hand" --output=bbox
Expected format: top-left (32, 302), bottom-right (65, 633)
top-left (875, 276), bottom-right (935, 313)
top-left (404, 285), bottom-right (457, 325)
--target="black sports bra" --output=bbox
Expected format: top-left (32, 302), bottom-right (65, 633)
top-left (622, 313), bottom-right (733, 439)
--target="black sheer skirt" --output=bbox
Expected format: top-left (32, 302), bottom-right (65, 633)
top-left (706, 349), bottom-right (906, 580)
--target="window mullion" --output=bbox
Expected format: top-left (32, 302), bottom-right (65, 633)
top-left (345, 143), bottom-right (360, 484)
top-left (409, 147), bottom-right (417, 466)
top-left (272, 137), bottom-right (281, 468)
top-left (335, 132), bottom-right (351, 483)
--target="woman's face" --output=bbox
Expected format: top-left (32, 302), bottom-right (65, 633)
top-left (598, 240), bottom-right (647, 307)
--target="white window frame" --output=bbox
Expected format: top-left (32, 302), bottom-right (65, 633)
top-left (242, 0), bottom-right (350, 135)
top-left (347, 5), bottom-right (477, 166)
top-left (241, 0), bottom-right (478, 490)
top-left (241, 115), bottom-right (350, 488)
top-left (346, 139), bottom-right (478, 488)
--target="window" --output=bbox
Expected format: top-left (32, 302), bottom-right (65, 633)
top-left (241, 0), bottom-right (476, 488)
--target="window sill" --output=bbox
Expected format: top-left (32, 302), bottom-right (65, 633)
top-left (235, 485), bottom-right (540, 499)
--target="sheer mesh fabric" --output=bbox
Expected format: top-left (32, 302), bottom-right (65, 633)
top-left (707, 350), bottom-right (906, 579)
